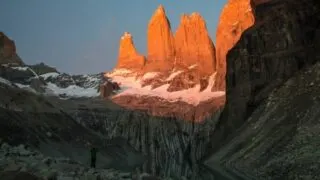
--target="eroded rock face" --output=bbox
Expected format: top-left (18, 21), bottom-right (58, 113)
top-left (174, 13), bottom-right (216, 74)
top-left (145, 5), bottom-right (175, 72)
top-left (117, 32), bottom-right (145, 70)
top-left (70, 103), bottom-right (223, 178)
top-left (214, 0), bottom-right (255, 90)
top-left (209, 0), bottom-right (320, 155)
top-left (0, 32), bottom-right (23, 65)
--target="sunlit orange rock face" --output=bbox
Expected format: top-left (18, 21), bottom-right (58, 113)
top-left (214, 0), bottom-right (255, 90)
top-left (0, 32), bottom-right (23, 65)
top-left (116, 32), bottom-right (145, 70)
top-left (106, 5), bottom-right (226, 122)
top-left (174, 13), bottom-right (216, 75)
top-left (0, 32), bottom-right (16, 59)
top-left (145, 5), bottom-right (175, 72)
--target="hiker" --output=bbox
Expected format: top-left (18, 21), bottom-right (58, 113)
top-left (90, 147), bottom-right (98, 168)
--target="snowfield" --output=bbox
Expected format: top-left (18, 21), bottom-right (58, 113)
top-left (142, 72), bottom-right (159, 81)
top-left (1, 65), bottom-right (225, 102)
top-left (45, 83), bottom-right (99, 98)
top-left (1, 65), bottom-right (102, 98)
top-left (107, 69), bottom-right (225, 105)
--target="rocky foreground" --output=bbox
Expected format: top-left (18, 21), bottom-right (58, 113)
top-left (0, 143), bottom-right (172, 180)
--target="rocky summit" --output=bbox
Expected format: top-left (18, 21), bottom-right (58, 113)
top-left (145, 5), bottom-right (175, 72)
top-left (105, 6), bottom-right (223, 122)
top-left (174, 13), bottom-right (216, 74)
top-left (116, 32), bottom-right (145, 70)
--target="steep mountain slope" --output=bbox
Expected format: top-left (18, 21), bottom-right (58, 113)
top-left (206, 0), bottom-right (320, 179)
top-left (0, 80), bottom-right (144, 170)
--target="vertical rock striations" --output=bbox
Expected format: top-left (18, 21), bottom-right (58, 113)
top-left (174, 13), bottom-right (216, 75)
top-left (145, 5), bottom-right (175, 72)
top-left (116, 32), bottom-right (145, 70)
top-left (214, 0), bottom-right (255, 90)
top-left (71, 106), bottom-right (222, 178)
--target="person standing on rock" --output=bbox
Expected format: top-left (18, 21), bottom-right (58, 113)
top-left (90, 147), bottom-right (98, 168)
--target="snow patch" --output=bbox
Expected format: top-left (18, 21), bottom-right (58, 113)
top-left (106, 68), bottom-right (224, 105)
top-left (11, 66), bottom-right (39, 78)
top-left (40, 72), bottom-right (60, 79)
top-left (82, 74), bottom-right (100, 83)
top-left (45, 83), bottom-right (99, 98)
top-left (142, 72), bottom-right (159, 81)
top-left (106, 68), bottom-right (133, 77)
top-left (121, 32), bottom-right (132, 40)
top-left (14, 83), bottom-right (38, 93)
top-left (166, 70), bottom-right (183, 81)
top-left (0, 77), bottom-right (12, 87)
top-left (111, 75), bottom-right (142, 90)
top-left (203, 72), bottom-right (217, 93)
top-left (188, 64), bottom-right (198, 69)
top-left (114, 73), bottom-right (225, 105)
top-left (11, 66), bottom-right (29, 71)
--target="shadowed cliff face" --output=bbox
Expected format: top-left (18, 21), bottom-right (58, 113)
top-left (0, 84), bottom-right (145, 171)
top-left (207, 0), bottom-right (320, 178)
top-left (67, 104), bottom-right (223, 178)
top-left (209, 61), bottom-right (320, 179)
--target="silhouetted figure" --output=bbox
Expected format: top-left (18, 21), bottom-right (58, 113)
top-left (90, 147), bottom-right (98, 168)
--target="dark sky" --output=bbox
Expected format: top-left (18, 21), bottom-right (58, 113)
top-left (0, 0), bottom-right (227, 74)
